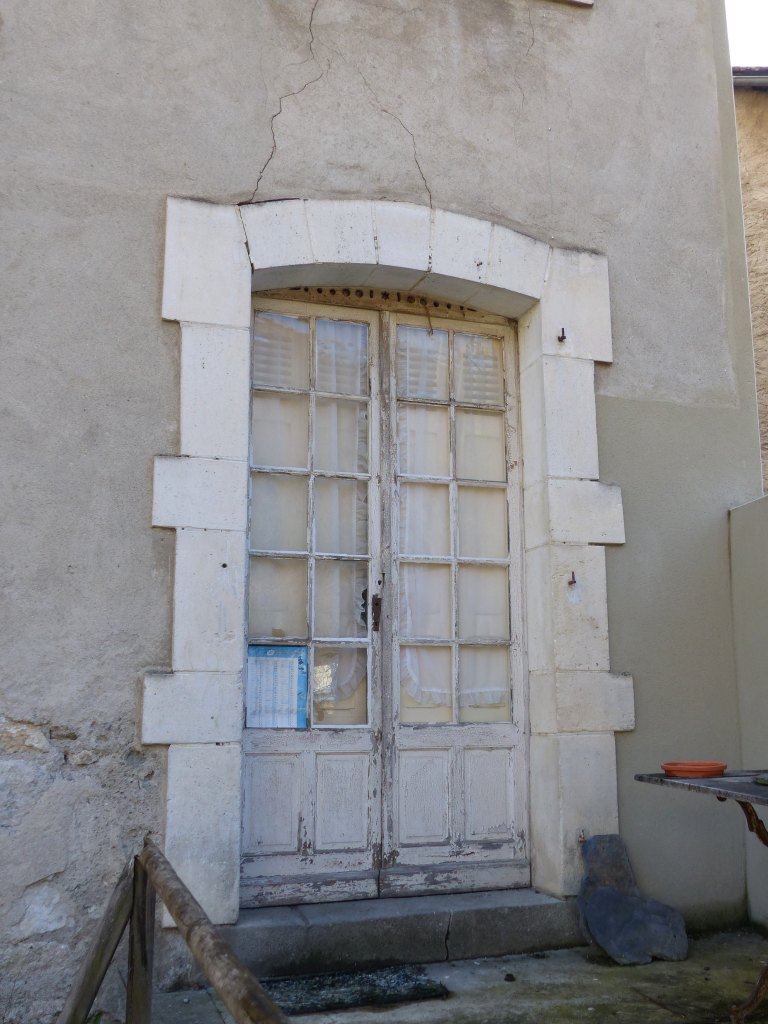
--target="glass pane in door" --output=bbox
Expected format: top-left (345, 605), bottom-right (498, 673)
top-left (458, 487), bottom-right (508, 558)
top-left (454, 333), bottom-right (504, 405)
top-left (252, 394), bottom-right (308, 469)
top-left (315, 399), bottom-right (368, 473)
top-left (399, 564), bottom-right (452, 639)
top-left (316, 319), bottom-right (369, 396)
top-left (399, 484), bottom-right (451, 556)
top-left (314, 561), bottom-right (368, 638)
top-left (313, 647), bottom-right (367, 725)
top-left (249, 557), bottom-right (308, 639)
top-left (250, 474), bottom-right (308, 552)
top-left (400, 646), bottom-right (453, 724)
top-left (458, 566), bottom-right (510, 640)
top-left (253, 313), bottom-right (309, 388)
top-left (396, 326), bottom-right (449, 401)
top-left (397, 405), bottom-right (450, 477)
top-left (456, 410), bottom-right (506, 481)
top-left (314, 479), bottom-right (368, 555)
top-left (459, 646), bottom-right (510, 723)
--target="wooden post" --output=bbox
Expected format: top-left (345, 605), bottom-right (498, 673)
top-left (126, 856), bottom-right (156, 1024)
top-left (57, 857), bottom-right (134, 1024)
top-left (138, 839), bottom-right (289, 1024)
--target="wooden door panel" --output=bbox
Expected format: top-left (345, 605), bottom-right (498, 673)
top-left (241, 727), bottom-right (380, 907)
top-left (243, 754), bottom-right (302, 854)
top-left (396, 749), bottom-right (451, 846)
top-left (464, 747), bottom-right (515, 841)
top-left (315, 753), bottom-right (371, 851)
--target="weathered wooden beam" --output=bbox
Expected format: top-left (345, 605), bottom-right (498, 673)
top-left (126, 856), bottom-right (156, 1024)
top-left (57, 856), bottom-right (134, 1024)
top-left (138, 839), bottom-right (289, 1024)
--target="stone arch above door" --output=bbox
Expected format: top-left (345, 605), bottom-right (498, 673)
top-left (143, 197), bottom-right (634, 924)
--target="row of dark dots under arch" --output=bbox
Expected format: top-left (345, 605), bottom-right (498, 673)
top-left (292, 285), bottom-right (471, 312)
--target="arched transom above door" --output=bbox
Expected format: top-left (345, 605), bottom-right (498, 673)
top-left (145, 197), bottom-right (634, 925)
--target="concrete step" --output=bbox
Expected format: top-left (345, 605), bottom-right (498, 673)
top-left (221, 889), bottom-right (582, 977)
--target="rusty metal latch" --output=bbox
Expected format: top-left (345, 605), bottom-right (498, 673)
top-left (371, 593), bottom-right (382, 632)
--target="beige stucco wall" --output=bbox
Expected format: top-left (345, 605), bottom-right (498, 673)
top-left (735, 87), bottom-right (768, 486)
top-left (0, 1), bottom-right (762, 1020)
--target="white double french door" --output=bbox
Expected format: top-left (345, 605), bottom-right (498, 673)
top-left (241, 297), bottom-right (528, 908)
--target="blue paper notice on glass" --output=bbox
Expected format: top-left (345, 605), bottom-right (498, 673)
top-left (246, 646), bottom-right (308, 729)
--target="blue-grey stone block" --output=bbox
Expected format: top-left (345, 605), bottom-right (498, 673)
top-left (580, 887), bottom-right (688, 966)
top-left (577, 834), bottom-right (688, 965)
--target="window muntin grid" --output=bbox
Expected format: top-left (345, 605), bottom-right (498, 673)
top-left (246, 304), bottom-right (520, 731)
top-left (393, 323), bottom-right (514, 725)
top-left (248, 309), bottom-right (377, 729)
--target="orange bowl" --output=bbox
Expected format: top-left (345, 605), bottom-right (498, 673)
top-left (661, 761), bottom-right (727, 778)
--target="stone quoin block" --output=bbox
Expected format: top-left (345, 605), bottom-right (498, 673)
top-left (165, 743), bottom-right (242, 924)
top-left (179, 323), bottom-right (251, 460)
top-left (524, 545), bottom-right (609, 673)
top-left (551, 544), bottom-right (609, 671)
top-left (485, 224), bottom-right (549, 301)
top-left (142, 672), bottom-right (243, 744)
top-left (529, 671), bottom-right (635, 734)
top-left (554, 671), bottom-right (635, 733)
top-left (172, 528), bottom-right (246, 673)
top-left (152, 456), bottom-right (248, 532)
top-left (162, 198), bottom-right (251, 329)
top-left (240, 200), bottom-right (314, 272)
top-left (546, 479), bottom-right (625, 545)
top-left (530, 732), bottom-right (619, 896)
top-left (539, 248), bottom-right (613, 363)
top-left (521, 356), bottom-right (600, 485)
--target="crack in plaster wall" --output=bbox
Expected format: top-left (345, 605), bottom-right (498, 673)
top-left (249, 0), bottom-right (327, 201)
top-left (347, 62), bottom-right (433, 209)
top-left (248, 0), bottom-right (433, 208)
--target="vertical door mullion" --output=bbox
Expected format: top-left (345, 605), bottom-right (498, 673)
top-left (307, 318), bottom-right (316, 724)
top-left (448, 330), bottom-right (459, 725)
top-left (368, 314), bottom-right (382, 737)
top-left (379, 310), bottom-right (397, 874)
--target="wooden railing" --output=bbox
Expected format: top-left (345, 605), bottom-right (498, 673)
top-left (58, 838), bottom-right (290, 1024)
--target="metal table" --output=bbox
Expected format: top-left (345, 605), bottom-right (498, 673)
top-left (636, 771), bottom-right (768, 1024)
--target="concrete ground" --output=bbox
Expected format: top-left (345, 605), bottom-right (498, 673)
top-left (152, 929), bottom-right (768, 1024)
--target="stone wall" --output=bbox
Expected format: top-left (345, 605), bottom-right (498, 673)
top-left (0, 2), bottom-right (761, 1021)
top-left (735, 87), bottom-right (768, 488)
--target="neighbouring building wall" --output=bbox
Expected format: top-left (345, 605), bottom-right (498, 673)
top-left (0, 2), bottom-right (762, 1021)
top-left (732, 81), bottom-right (768, 931)
top-left (730, 497), bottom-right (768, 927)
top-left (735, 87), bottom-right (768, 487)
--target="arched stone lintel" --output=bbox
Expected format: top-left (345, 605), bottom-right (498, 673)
top-left (149, 196), bottom-right (634, 923)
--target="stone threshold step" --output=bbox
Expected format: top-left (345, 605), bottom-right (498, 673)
top-left (222, 888), bottom-right (582, 977)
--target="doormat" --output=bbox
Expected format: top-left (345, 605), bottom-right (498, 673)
top-left (260, 965), bottom-right (450, 1014)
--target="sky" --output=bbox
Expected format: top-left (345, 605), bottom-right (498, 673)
top-left (725, 0), bottom-right (768, 66)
